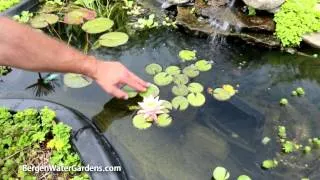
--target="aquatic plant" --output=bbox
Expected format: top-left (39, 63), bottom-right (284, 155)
top-left (179, 50), bottom-right (196, 61)
top-left (279, 98), bottom-right (288, 106)
top-left (137, 96), bottom-right (166, 121)
top-left (304, 146), bottom-right (311, 153)
top-left (296, 87), bottom-right (305, 96)
top-left (262, 137), bottom-right (271, 145)
top-left (82, 17), bottom-right (114, 34)
top-left (162, 17), bottom-right (178, 28)
top-left (145, 63), bottom-right (163, 75)
top-left (172, 85), bottom-right (189, 96)
top-left (237, 175), bottom-right (252, 180)
top-left (139, 84), bottom-right (160, 97)
top-left (282, 141), bottom-right (296, 153)
top-left (212, 166), bottom-right (230, 180)
top-left (63, 73), bottom-right (93, 88)
top-left (262, 159), bottom-right (278, 169)
top-left (0, 66), bottom-right (11, 76)
top-left (274, 0), bottom-right (320, 47)
top-left (133, 14), bottom-right (159, 29)
top-left (0, 0), bottom-right (19, 12)
top-left (278, 126), bottom-right (287, 139)
top-left (171, 96), bottom-right (189, 111)
top-left (188, 82), bottom-right (204, 93)
top-left (195, 60), bottom-right (212, 72)
top-left (187, 93), bottom-right (206, 107)
top-left (13, 11), bottom-right (34, 24)
top-left (122, 85), bottom-right (138, 98)
top-left (64, 8), bottom-right (97, 25)
top-left (165, 66), bottom-right (181, 75)
top-left (247, 6), bottom-right (256, 16)
top-left (173, 74), bottom-right (189, 85)
top-left (153, 72), bottom-right (173, 86)
top-left (183, 65), bottom-right (200, 78)
top-left (208, 84), bottom-right (237, 101)
top-left (30, 13), bottom-right (59, 29)
top-left (95, 32), bottom-right (129, 47)
top-left (0, 107), bottom-right (88, 179)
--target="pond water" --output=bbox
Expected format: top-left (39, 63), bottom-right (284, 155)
top-left (1, 27), bottom-right (320, 179)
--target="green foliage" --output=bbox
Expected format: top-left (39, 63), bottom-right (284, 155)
top-left (279, 98), bottom-right (288, 106)
top-left (0, 107), bottom-right (88, 179)
top-left (282, 141), bottom-right (295, 153)
top-left (0, 66), bottom-right (11, 76)
top-left (278, 126), bottom-right (287, 139)
top-left (0, 0), bottom-right (20, 12)
top-left (145, 63), bottom-right (163, 75)
top-left (187, 93), bottom-right (206, 107)
top-left (133, 14), bottom-right (159, 29)
top-left (82, 17), bottom-right (114, 34)
top-left (212, 166), bottom-right (230, 180)
top-left (13, 11), bottom-right (34, 24)
top-left (247, 6), bottom-right (256, 16)
top-left (237, 175), bottom-right (252, 180)
top-left (153, 72), bottom-right (173, 86)
top-left (179, 50), bottom-right (196, 61)
top-left (262, 159), bottom-right (278, 169)
top-left (63, 73), bottom-right (93, 88)
top-left (171, 96), bottom-right (189, 111)
top-left (274, 0), bottom-right (320, 47)
top-left (139, 84), bottom-right (160, 97)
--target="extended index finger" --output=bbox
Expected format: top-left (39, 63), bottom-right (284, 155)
top-left (127, 70), bottom-right (149, 88)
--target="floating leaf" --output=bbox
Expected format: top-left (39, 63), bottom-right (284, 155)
top-left (282, 141), bottom-right (295, 153)
top-left (172, 85), bottom-right (189, 96)
top-left (156, 114), bottom-right (172, 127)
top-left (280, 98), bottom-right (288, 106)
top-left (278, 126), bottom-right (287, 139)
top-left (212, 166), bottom-right (230, 180)
top-left (63, 73), bottom-right (92, 88)
top-left (172, 96), bottom-right (189, 111)
top-left (179, 50), bottom-right (196, 61)
top-left (98, 32), bottom-right (129, 47)
top-left (132, 114), bottom-right (152, 130)
top-left (154, 72), bottom-right (173, 86)
top-left (212, 88), bottom-right (232, 101)
top-left (30, 14), bottom-right (59, 28)
top-left (195, 60), bottom-right (212, 71)
top-left (173, 74), bottom-right (189, 85)
top-left (188, 82), bottom-right (204, 93)
top-left (304, 146), bottom-right (311, 153)
top-left (296, 87), bottom-right (305, 96)
top-left (222, 84), bottom-right (236, 96)
top-left (187, 93), bottom-right (206, 107)
top-left (82, 17), bottom-right (114, 34)
top-left (139, 84), bottom-right (160, 97)
top-left (262, 137), bottom-right (271, 145)
top-left (145, 63), bottom-right (162, 75)
top-left (165, 66), bottom-right (181, 75)
top-left (122, 85), bottom-right (138, 98)
top-left (63, 8), bottom-right (96, 25)
top-left (262, 159), bottom-right (278, 169)
top-left (237, 175), bottom-right (251, 180)
top-left (162, 100), bottom-right (172, 113)
top-left (183, 65), bottom-right (199, 78)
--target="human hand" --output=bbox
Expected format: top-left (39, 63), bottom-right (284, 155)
top-left (91, 60), bottom-right (149, 99)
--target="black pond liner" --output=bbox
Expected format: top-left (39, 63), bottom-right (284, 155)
top-left (0, 98), bottom-right (128, 180)
top-left (0, 0), bottom-right (39, 16)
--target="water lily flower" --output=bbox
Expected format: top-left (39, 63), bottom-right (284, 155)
top-left (137, 96), bottom-right (166, 121)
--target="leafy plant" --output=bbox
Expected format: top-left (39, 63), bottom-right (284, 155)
top-left (0, 0), bottom-right (20, 12)
top-left (237, 175), bottom-right (251, 180)
top-left (274, 0), bottom-right (320, 47)
top-left (145, 63), bottom-right (163, 75)
top-left (173, 74), bottom-right (189, 85)
top-left (296, 87), bottom-right (305, 96)
top-left (262, 159), bottom-right (278, 169)
top-left (171, 96), bottom-right (189, 111)
top-left (165, 66), bottom-right (181, 75)
top-left (247, 6), bottom-right (256, 16)
top-left (208, 84), bottom-right (237, 101)
top-left (187, 93), bottom-right (206, 107)
top-left (179, 50), bottom-right (196, 61)
top-left (187, 82), bottom-right (204, 93)
top-left (0, 66), bottom-right (11, 76)
top-left (195, 60), bottom-right (212, 72)
top-left (153, 72), bottom-right (173, 86)
top-left (278, 126), bottom-right (287, 139)
top-left (13, 11), bottom-right (34, 24)
top-left (279, 98), bottom-right (288, 106)
top-left (30, 14), bottom-right (59, 29)
top-left (133, 14), bottom-right (159, 29)
top-left (63, 73), bottom-right (93, 88)
top-left (96, 32), bottom-right (129, 47)
top-left (81, 17), bottom-right (114, 34)
top-left (183, 65), bottom-right (200, 78)
top-left (212, 166), bottom-right (230, 180)
top-left (139, 84), bottom-right (160, 97)
top-left (172, 85), bottom-right (189, 96)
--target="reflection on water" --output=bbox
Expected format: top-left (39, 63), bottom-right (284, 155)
top-left (1, 29), bottom-right (320, 179)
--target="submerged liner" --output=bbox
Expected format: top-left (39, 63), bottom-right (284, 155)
top-left (0, 98), bottom-right (128, 180)
top-left (0, 0), bottom-right (39, 16)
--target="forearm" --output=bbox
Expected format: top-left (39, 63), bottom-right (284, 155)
top-left (0, 17), bottom-right (97, 78)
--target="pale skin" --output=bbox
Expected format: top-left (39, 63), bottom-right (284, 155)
top-left (0, 17), bottom-right (149, 99)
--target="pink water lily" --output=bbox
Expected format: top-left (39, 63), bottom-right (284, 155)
top-left (137, 96), bottom-right (166, 122)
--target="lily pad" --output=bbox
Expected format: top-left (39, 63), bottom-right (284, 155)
top-left (187, 93), bottom-right (206, 107)
top-left (132, 114), bottom-right (152, 130)
top-left (139, 84), bottom-right (160, 97)
top-left (82, 17), bottom-right (114, 34)
top-left (145, 63), bottom-right (162, 75)
top-left (162, 100), bottom-right (172, 113)
top-left (195, 60), bottom-right (212, 71)
top-left (212, 166), bottom-right (230, 180)
top-left (212, 88), bottom-right (232, 101)
top-left (183, 65), bottom-right (200, 78)
top-left (64, 8), bottom-right (96, 25)
top-left (173, 74), bottom-right (189, 85)
top-left (165, 66), bottom-right (181, 75)
top-left (156, 114), bottom-right (172, 127)
top-left (222, 84), bottom-right (236, 96)
top-left (30, 14), bottom-right (59, 28)
top-left (171, 96), bottom-right (189, 111)
top-left (154, 72), bottom-right (173, 86)
top-left (63, 73), bottom-right (93, 88)
top-left (179, 50), bottom-right (196, 61)
top-left (262, 159), bottom-right (278, 169)
top-left (98, 32), bottom-right (129, 47)
top-left (122, 85), bottom-right (138, 98)
top-left (172, 85), bottom-right (189, 96)
top-left (188, 82), bottom-right (204, 93)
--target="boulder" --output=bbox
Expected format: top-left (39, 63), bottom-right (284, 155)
top-left (303, 33), bottom-right (320, 49)
top-left (242, 0), bottom-right (285, 12)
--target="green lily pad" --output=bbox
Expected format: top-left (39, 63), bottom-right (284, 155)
top-left (172, 96), bottom-right (189, 111)
top-left (262, 159), bottom-right (278, 169)
top-left (139, 84), bottom-right (160, 97)
top-left (173, 74), bottom-right (189, 85)
top-left (82, 17), bottom-right (114, 34)
top-left (98, 32), bottom-right (129, 47)
top-left (183, 65), bottom-right (200, 78)
top-left (132, 114), bottom-right (152, 130)
top-left (30, 14), bottom-right (59, 28)
top-left (172, 85), bottom-right (189, 96)
top-left (187, 93), bottom-right (206, 107)
top-left (145, 63), bottom-right (162, 75)
top-left (165, 66), bottom-right (181, 75)
top-left (154, 72), bottom-right (173, 86)
top-left (162, 100), bottom-right (172, 113)
top-left (156, 114), bottom-right (172, 127)
top-left (122, 85), bottom-right (138, 98)
top-left (63, 73), bottom-right (93, 88)
top-left (212, 166), bottom-right (230, 180)
top-left (237, 175), bottom-right (251, 180)
top-left (195, 60), bottom-right (212, 72)
top-left (188, 82), bottom-right (204, 93)
top-left (179, 50), bottom-right (196, 61)
top-left (212, 88), bottom-right (232, 101)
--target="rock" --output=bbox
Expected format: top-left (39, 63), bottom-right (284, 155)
top-left (242, 0), bottom-right (285, 12)
top-left (303, 33), bottom-right (320, 49)
top-left (207, 0), bottom-right (228, 7)
top-left (161, 0), bottom-right (192, 9)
